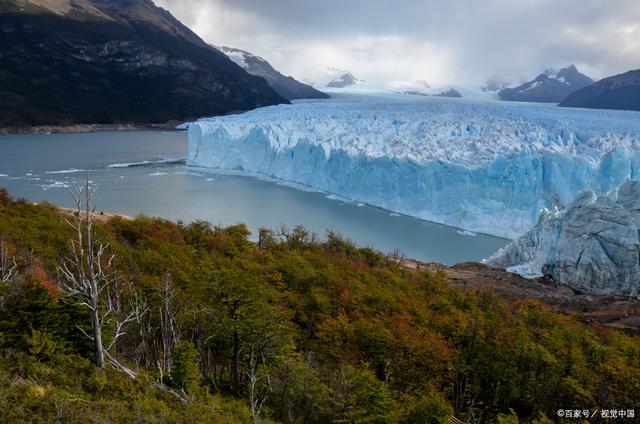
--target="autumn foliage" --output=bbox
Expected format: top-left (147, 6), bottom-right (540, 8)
top-left (0, 191), bottom-right (638, 423)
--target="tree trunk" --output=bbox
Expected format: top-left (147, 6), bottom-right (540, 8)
top-left (232, 329), bottom-right (240, 395)
top-left (91, 301), bottom-right (105, 369)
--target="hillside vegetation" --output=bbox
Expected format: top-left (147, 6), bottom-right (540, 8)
top-left (0, 188), bottom-right (638, 423)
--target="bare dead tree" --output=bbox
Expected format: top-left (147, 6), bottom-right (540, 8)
top-left (158, 273), bottom-right (180, 376)
top-left (103, 277), bottom-right (148, 379)
top-left (276, 224), bottom-right (290, 242)
top-left (57, 179), bottom-right (147, 377)
top-left (150, 382), bottom-right (190, 404)
top-left (257, 228), bottom-right (274, 253)
top-left (247, 343), bottom-right (270, 424)
top-left (0, 240), bottom-right (18, 283)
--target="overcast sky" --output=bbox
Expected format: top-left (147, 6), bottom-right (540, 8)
top-left (155, 0), bottom-right (640, 86)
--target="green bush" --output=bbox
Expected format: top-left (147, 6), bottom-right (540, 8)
top-left (171, 342), bottom-right (200, 394)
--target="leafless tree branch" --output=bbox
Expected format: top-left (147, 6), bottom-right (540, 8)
top-left (0, 240), bottom-right (18, 283)
top-left (57, 178), bottom-right (147, 377)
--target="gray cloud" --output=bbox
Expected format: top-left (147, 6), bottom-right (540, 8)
top-left (156, 0), bottom-right (640, 86)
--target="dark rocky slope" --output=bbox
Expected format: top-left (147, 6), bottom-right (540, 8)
top-left (560, 69), bottom-right (640, 112)
top-left (0, 0), bottom-right (287, 128)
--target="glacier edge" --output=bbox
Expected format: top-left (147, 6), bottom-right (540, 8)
top-left (187, 97), bottom-right (640, 239)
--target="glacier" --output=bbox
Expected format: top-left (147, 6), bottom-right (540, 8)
top-left (486, 180), bottom-right (640, 297)
top-left (187, 94), bottom-right (640, 239)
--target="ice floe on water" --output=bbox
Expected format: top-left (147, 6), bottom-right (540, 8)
top-left (45, 169), bottom-right (88, 174)
top-left (41, 181), bottom-right (70, 190)
top-left (457, 230), bottom-right (477, 237)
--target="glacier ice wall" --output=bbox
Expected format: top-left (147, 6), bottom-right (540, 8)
top-left (187, 94), bottom-right (640, 238)
top-left (486, 180), bottom-right (640, 297)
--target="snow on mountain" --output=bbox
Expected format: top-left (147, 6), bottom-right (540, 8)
top-left (499, 65), bottom-right (594, 103)
top-left (216, 46), bottom-right (329, 100)
top-left (305, 68), bottom-right (364, 89)
top-left (326, 71), bottom-right (363, 88)
top-left (321, 77), bottom-right (493, 100)
top-left (386, 80), bottom-right (431, 95)
top-left (187, 94), bottom-right (640, 239)
top-left (482, 77), bottom-right (516, 93)
top-left (386, 81), bottom-right (465, 98)
top-left (486, 180), bottom-right (640, 297)
top-left (220, 46), bottom-right (248, 68)
top-left (305, 69), bottom-right (492, 99)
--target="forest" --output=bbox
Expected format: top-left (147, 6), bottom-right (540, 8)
top-left (0, 186), bottom-right (638, 423)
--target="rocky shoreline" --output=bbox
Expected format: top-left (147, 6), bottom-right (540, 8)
top-left (0, 121), bottom-right (185, 136)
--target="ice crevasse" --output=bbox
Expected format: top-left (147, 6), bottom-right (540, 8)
top-left (187, 95), bottom-right (640, 239)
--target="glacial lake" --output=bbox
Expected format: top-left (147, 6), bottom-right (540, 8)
top-left (0, 130), bottom-right (508, 264)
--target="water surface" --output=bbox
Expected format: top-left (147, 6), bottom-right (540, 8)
top-left (0, 130), bottom-right (508, 264)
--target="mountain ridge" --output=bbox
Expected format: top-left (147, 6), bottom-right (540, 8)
top-left (217, 46), bottom-right (329, 100)
top-left (560, 69), bottom-right (640, 112)
top-left (498, 65), bottom-right (593, 103)
top-left (0, 0), bottom-right (287, 128)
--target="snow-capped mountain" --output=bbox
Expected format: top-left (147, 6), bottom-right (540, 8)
top-left (186, 95), bottom-right (640, 239)
top-left (326, 71), bottom-right (363, 88)
top-left (560, 69), bottom-right (640, 112)
top-left (481, 77), bottom-right (516, 93)
top-left (499, 65), bottom-right (594, 103)
top-left (386, 80), bottom-right (431, 95)
top-left (216, 46), bottom-right (329, 100)
top-left (487, 180), bottom-right (640, 297)
top-left (303, 71), bottom-right (492, 99)
top-left (302, 67), bottom-right (362, 89)
top-left (369, 80), bottom-right (488, 100)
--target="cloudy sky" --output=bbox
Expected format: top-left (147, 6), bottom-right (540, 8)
top-left (156, 0), bottom-right (640, 86)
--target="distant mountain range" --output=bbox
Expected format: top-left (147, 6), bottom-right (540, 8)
top-left (0, 0), bottom-right (287, 128)
top-left (482, 78), bottom-right (515, 93)
top-left (385, 80), bottom-right (482, 100)
top-left (217, 46), bottom-right (329, 101)
top-left (498, 65), bottom-right (593, 103)
top-left (560, 69), bottom-right (640, 112)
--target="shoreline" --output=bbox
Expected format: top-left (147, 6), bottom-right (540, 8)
top-left (0, 109), bottom-right (256, 136)
top-left (0, 122), bottom-right (186, 136)
top-left (20, 199), bottom-right (640, 334)
top-left (51, 205), bottom-right (134, 223)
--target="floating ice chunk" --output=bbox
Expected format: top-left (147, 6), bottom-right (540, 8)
top-left (457, 230), bottom-right (477, 237)
top-left (45, 169), bottom-right (87, 174)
